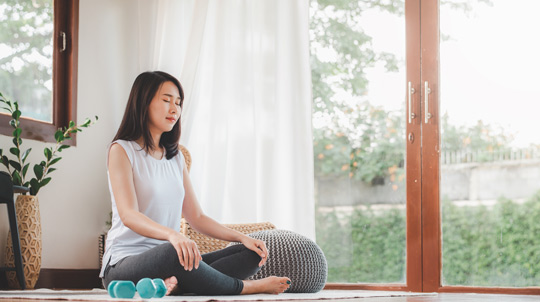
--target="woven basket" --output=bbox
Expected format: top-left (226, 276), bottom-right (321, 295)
top-left (5, 195), bottom-right (42, 289)
top-left (180, 218), bottom-right (275, 254)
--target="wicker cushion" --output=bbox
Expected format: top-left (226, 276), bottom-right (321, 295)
top-left (230, 229), bottom-right (327, 293)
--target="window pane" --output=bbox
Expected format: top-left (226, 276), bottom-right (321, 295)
top-left (440, 0), bottom-right (540, 287)
top-left (310, 0), bottom-right (406, 283)
top-left (0, 0), bottom-right (53, 123)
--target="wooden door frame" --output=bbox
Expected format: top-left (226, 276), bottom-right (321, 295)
top-left (420, 0), bottom-right (440, 293)
top-left (405, 0), bottom-right (423, 293)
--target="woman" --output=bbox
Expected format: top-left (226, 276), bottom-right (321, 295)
top-left (100, 71), bottom-right (290, 295)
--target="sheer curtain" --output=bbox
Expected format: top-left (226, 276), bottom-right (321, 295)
top-left (136, 0), bottom-right (315, 239)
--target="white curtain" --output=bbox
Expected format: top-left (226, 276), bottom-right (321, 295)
top-left (136, 0), bottom-right (315, 239)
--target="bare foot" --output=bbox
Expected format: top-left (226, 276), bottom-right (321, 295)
top-left (241, 276), bottom-right (291, 295)
top-left (164, 276), bottom-right (179, 296)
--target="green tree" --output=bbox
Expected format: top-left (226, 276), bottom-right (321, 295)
top-left (310, 0), bottom-right (403, 184)
top-left (310, 0), bottom-right (497, 184)
top-left (440, 112), bottom-right (520, 162)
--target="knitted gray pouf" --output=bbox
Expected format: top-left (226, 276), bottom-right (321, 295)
top-left (230, 229), bottom-right (327, 293)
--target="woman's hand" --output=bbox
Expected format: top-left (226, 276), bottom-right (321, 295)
top-left (167, 232), bottom-right (202, 271)
top-left (241, 236), bottom-right (269, 267)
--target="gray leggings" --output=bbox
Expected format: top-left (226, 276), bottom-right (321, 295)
top-left (102, 243), bottom-right (261, 295)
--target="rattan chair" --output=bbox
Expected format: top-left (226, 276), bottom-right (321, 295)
top-left (178, 145), bottom-right (276, 253)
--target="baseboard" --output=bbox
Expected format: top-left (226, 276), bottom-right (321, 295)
top-left (1, 269), bottom-right (102, 289)
top-left (0, 271), bottom-right (7, 289)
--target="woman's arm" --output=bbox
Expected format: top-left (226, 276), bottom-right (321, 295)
top-left (181, 164), bottom-right (268, 266)
top-left (108, 143), bottom-right (201, 271)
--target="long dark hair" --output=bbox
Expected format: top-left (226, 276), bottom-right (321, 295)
top-left (113, 71), bottom-right (184, 160)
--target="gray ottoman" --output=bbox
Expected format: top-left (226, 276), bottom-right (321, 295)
top-left (230, 229), bottom-right (327, 293)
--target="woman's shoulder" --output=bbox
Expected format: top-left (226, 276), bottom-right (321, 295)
top-left (108, 140), bottom-right (136, 166)
top-left (111, 139), bottom-right (133, 147)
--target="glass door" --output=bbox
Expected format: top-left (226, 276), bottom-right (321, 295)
top-left (310, 0), bottom-right (422, 290)
top-left (311, 0), bottom-right (540, 293)
top-left (439, 0), bottom-right (540, 288)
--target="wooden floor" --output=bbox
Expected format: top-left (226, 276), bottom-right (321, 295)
top-left (1, 293), bottom-right (540, 302)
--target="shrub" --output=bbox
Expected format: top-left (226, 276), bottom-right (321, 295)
top-left (316, 190), bottom-right (540, 286)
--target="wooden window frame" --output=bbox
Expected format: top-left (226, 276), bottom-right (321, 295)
top-left (326, 0), bottom-right (540, 295)
top-left (0, 0), bottom-right (79, 145)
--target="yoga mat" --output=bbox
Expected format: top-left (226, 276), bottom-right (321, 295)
top-left (0, 289), bottom-right (436, 301)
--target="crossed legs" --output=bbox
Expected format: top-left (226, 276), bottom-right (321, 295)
top-left (103, 243), bottom-right (289, 295)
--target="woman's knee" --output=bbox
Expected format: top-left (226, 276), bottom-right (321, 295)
top-left (242, 246), bottom-right (262, 265)
top-left (229, 245), bottom-right (262, 275)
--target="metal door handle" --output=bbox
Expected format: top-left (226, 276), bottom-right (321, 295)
top-left (60, 32), bottom-right (66, 52)
top-left (424, 81), bottom-right (432, 123)
top-left (408, 81), bottom-right (416, 123)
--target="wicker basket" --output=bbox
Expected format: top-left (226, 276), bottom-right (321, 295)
top-left (180, 218), bottom-right (275, 254)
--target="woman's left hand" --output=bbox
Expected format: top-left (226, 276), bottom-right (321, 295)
top-left (241, 236), bottom-right (269, 267)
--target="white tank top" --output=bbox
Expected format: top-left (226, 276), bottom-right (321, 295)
top-left (99, 140), bottom-right (185, 277)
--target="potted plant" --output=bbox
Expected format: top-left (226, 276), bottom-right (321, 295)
top-left (0, 92), bottom-right (97, 289)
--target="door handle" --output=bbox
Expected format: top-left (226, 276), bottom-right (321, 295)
top-left (424, 81), bottom-right (432, 123)
top-left (408, 81), bottom-right (416, 124)
top-left (60, 32), bottom-right (66, 52)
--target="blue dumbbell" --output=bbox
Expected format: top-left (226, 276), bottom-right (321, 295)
top-left (136, 278), bottom-right (167, 299)
top-left (107, 280), bottom-right (136, 298)
top-left (153, 278), bottom-right (167, 298)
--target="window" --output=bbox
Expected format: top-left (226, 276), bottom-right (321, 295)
top-left (0, 0), bottom-right (79, 144)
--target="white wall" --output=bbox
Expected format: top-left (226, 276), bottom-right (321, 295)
top-left (0, 0), bottom-right (140, 269)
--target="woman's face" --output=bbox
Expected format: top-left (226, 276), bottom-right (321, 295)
top-left (148, 81), bottom-right (181, 135)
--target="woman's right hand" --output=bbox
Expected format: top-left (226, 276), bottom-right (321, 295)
top-left (167, 232), bottom-right (202, 271)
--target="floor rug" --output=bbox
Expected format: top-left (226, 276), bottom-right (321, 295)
top-left (0, 289), bottom-right (436, 301)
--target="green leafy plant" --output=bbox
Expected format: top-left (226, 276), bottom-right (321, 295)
top-left (316, 190), bottom-right (540, 286)
top-left (0, 92), bottom-right (98, 195)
